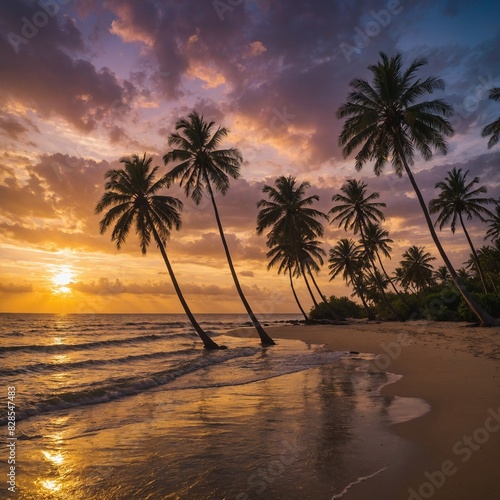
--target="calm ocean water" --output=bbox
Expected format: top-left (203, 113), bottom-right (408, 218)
top-left (0, 314), bottom-right (427, 499)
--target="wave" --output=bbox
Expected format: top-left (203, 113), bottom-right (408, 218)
top-left (1, 347), bottom-right (260, 424)
top-left (1, 346), bottom-right (350, 425)
top-left (0, 333), bottom-right (195, 355)
top-left (0, 348), bottom-right (197, 377)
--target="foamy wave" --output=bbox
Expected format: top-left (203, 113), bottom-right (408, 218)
top-left (0, 347), bottom-right (260, 424)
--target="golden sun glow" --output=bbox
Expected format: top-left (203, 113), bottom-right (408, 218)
top-left (42, 451), bottom-right (65, 465)
top-left (39, 479), bottom-right (61, 492)
top-left (51, 266), bottom-right (75, 294)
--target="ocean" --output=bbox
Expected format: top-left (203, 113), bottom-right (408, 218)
top-left (1, 313), bottom-right (426, 499)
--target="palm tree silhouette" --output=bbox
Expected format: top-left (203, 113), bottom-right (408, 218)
top-left (434, 265), bottom-right (451, 285)
top-left (265, 236), bottom-right (310, 321)
top-left (485, 203), bottom-right (500, 243)
top-left (399, 245), bottom-right (436, 295)
top-left (163, 111), bottom-right (275, 346)
top-left (330, 179), bottom-right (400, 320)
top-left (429, 167), bottom-right (494, 293)
top-left (337, 51), bottom-right (497, 326)
top-left (481, 88), bottom-right (500, 149)
top-left (95, 154), bottom-right (222, 350)
top-left (328, 238), bottom-right (375, 319)
top-left (257, 176), bottom-right (342, 318)
top-left (363, 221), bottom-right (402, 297)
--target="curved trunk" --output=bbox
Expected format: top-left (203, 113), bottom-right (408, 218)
top-left (306, 263), bottom-right (345, 321)
top-left (349, 269), bottom-right (376, 320)
top-left (359, 222), bottom-right (401, 321)
top-left (289, 268), bottom-right (308, 321)
top-left (147, 218), bottom-right (221, 350)
top-left (459, 213), bottom-right (488, 293)
top-left (375, 250), bottom-right (409, 305)
top-left (302, 268), bottom-right (320, 308)
top-left (204, 175), bottom-right (275, 346)
top-left (395, 139), bottom-right (498, 326)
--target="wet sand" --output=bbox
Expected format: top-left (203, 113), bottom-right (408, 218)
top-left (229, 320), bottom-right (500, 499)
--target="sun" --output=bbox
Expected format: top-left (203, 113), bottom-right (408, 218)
top-left (51, 266), bottom-right (74, 294)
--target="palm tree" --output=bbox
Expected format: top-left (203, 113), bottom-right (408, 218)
top-left (328, 238), bottom-right (375, 319)
top-left (434, 265), bottom-right (451, 285)
top-left (266, 237), bottom-right (309, 321)
top-left (257, 176), bottom-right (327, 243)
top-left (485, 203), bottom-right (500, 243)
top-left (363, 221), bottom-right (401, 296)
top-left (337, 51), bottom-right (497, 326)
top-left (474, 244), bottom-right (500, 293)
top-left (457, 267), bottom-right (473, 281)
top-left (429, 167), bottom-right (494, 293)
top-left (163, 111), bottom-right (275, 346)
top-left (330, 179), bottom-right (400, 320)
top-left (256, 176), bottom-right (340, 317)
top-left (399, 245), bottom-right (436, 294)
top-left (481, 88), bottom-right (500, 149)
top-left (95, 154), bottom-right (221, 350)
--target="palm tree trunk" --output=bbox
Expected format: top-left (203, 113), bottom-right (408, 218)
top-left (349, 270), bottom-right (376, 320)
top-left (459, 213), bottom-right (488, 293)
top-left (289, 268), bottom-right (308, 321)
top-left (306, 263), bottom-right (345, 321)
top-left (375, 250), bottom-right (407, 300)
top-left (490, 276), bottom-right (498, 293)
top-left (204, 175), bottom-right (275, 345)
top-left (302, 268), bottom-right (320, 308)
top-left (395, 139), bottom-right (498, 326)
top-left (359, 222), bottom-right (401, 320)
top-left (147, 218), bottom-right (221, 350)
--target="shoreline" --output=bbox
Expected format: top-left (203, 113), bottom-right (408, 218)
top-left (226, 321), bottom-right (500, 499)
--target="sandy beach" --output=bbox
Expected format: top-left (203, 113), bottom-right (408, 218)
top-left (228, 320), bottom-right (500, 499)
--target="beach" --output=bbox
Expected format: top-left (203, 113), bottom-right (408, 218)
top-left (227, 320), bottom-right (500, 499)
top-left (2, 315), bottom-right (499, 499)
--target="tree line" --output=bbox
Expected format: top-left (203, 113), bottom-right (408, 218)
top-left (95, 52), bottom-right (500, 349)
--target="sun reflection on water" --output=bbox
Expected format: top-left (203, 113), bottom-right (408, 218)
top-left (40, 479), bottom-right (62, 492)
top-left (42, 451), bottom-right (65, 465)
top-left (52, 354), bottom-right (68, 364)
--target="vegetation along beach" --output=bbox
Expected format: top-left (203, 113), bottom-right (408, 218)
top-left (1, 1), bottom-right (499, 499)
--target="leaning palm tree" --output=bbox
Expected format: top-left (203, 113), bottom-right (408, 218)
top-left (481, 88), bottom-right (500, 149)
top-left (337, 51), bottom-right (497, 325)
top-left (163, 111), bottom-right (274, 346)
top-left (257, 176), bottom-right (327, 244)
top-left (296, 236), bottom-right (345, 320)
top-left (257, 176), bottom-right (340, 317)
top-left (329, 238), bottom-right (375, 319)
top-left (485, 202), bottom-right (500, 243)
top-left (266, 237), bottom-right (309, 321)
top-left (330, 179), bottom-right (400, 320)
top-left (399, 245), bottom-right (436, 294)
top-left (95, 154), bottom-right (221, 350)
top-left (429, 167), bottom-right (494, 293)
top-left (362, 221), bottom-right (402, 297)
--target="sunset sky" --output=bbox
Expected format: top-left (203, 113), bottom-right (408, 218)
top-left (1, 0), bottom-right (499, 314)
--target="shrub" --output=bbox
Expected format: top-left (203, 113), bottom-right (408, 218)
top-left (310, 295), bottom-right (366, 320)
top-left (457, 293), bottom-right (500, 322)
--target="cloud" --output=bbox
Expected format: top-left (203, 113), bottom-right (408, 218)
top-left (0, 282), bottom-right (33, 293)
top-left (0, 0), bottom-right (136, 133)
top-left (0, 114), bottom-right (28, 140)
top-left (71, 277), bottom-right (269, 298)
